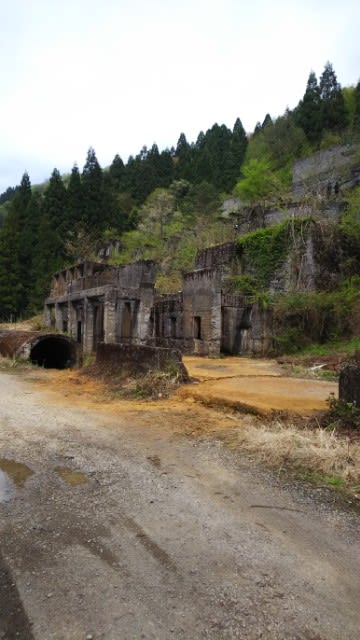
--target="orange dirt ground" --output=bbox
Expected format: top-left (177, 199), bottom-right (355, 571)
top-left (29, 355), bottom-right (337, 420)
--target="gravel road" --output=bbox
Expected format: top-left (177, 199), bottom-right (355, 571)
top-left (0, 369), bottom-right (360, 640)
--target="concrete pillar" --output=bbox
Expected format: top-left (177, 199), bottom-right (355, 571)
top-left (68, 301), bottom-right (77, 340)
top-left (83, 298), bottom-right (94, 354)
top-left (104, 293), bottom-right (116, 344)
top-left (44, 305), bottom-right (52, 329)
top-left (55, 304), bottom-right (63, 332)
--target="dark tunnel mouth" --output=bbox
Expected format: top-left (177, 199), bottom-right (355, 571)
top-left (29, 336), bottom-right (77, 369)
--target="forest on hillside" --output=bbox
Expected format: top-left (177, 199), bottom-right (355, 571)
top-left (1, 62), bottom-right (360, 322)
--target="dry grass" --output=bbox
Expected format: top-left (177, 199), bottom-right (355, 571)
top-left (83, 364), bottom-right (186, 400)
top-left (215, 417), bottom-right (360, 496)
top-left (0, 314), bottom-right (45, 331)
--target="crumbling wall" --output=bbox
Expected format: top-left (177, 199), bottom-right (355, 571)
top-left (237, 303), bottom-right (273, 355)
top-left (96, 343), bottom-right (188, 380)
top-left (195, 242), bottom-right (240, 270)
top-left (116, 260), bottom-right (157, 289)
top-left (220, 295), bottom-right (272, 356)
top-left (153, 293), bottom-right (184, 350)
top-left (182, 269), bottom-right (222, 355)
top-left (45, 260), bottom-right (157, 354)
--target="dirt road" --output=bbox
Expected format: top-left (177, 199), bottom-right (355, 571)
top-left (0, 368), bottom-right (359, 640)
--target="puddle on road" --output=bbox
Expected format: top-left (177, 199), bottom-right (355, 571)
top-left (54, 466), bottom-right (88, 486)
top-left (0, 459), bottom-right (34, 487)
top-left (0, 469), bottom-right (13, 502)
top-left (0, 459), bottom-right (34, 503)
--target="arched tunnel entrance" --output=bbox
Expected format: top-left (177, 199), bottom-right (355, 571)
top-left (0, 331), bottom-right (79, 369)
top-left (29, 335), bottom-right (78, 369)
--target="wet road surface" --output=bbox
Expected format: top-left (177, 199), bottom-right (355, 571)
top-left (0, 369), bottom-right (359, 640)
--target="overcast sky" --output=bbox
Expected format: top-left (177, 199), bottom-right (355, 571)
top-left (0, 0), bottom-right (359, 193)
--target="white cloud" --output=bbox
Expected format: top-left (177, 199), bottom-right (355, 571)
top-left (0, 0), bottom-right (359, 192)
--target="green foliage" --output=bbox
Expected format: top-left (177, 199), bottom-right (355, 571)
top-left (325, 393), bottom-right (360, 431)
top-left (295, 71), bottom-right (322, 144)
top-left (306, 471), bottom-right (345, 487)
top-left (182, 181), bottom-right (220, 216)
top-left (340, 186), bottom-right (360, 238)
top-left (272, 278), bottom-right (360, 353)
top-left (343, 86), bottom-right (357, 128)
top-left (236, 220), bottom-right (294, 287)
top-left (354, 81), bottom-right (360, 131)
top-left (301, 338), bottom-right (360, 357)
top-left (223, 274), bottom-right (257, 296)
top-left (155, 272), bottom-right (183, 294)
top-left (0, 67), bottom-right (358, 322)
top-left (319, 62), bottom-right (348, 133)
top-left (0, 173), bottom-right (33, 319)
top-left (111, 183), bottom-right (232, 280)
top-left (245, 112), bottom-right (307, 196)
top-left (175, 120), bottom-right (248, 192)
top-left (81, 147), bottom-right (108, 232)
top-left (235, 158), bottom-right (284, 205)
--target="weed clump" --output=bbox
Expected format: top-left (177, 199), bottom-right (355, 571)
top-left (322, 393), bottom-right (360, 432)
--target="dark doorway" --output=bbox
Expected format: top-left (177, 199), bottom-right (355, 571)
top-left (77, 321), bottom-right (82, 344)
top-left (121, 302), bottom-right (132, 338)
top-left (194, 316), bottom-right (202, 339)
top-left (93, 304), bottom-right (104, 349)
top-left (30, 336), bottom-right (77, 369)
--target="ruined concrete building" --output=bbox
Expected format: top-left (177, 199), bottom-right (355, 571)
top-left (45, 144), bottom-right (360, 357)
top-left (44, 243), bottom-right (271, 357)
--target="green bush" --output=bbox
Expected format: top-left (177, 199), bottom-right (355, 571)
top-left (272, 279), bottom-right (360, 353)
top-left (237, 218), bottom-right (313, 289)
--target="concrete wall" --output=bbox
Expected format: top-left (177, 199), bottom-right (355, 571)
top-left (45, 260), bottom-right (157, 355)
top-left (195, 242), bottom-right (240, 270)
top-left (96, 343), bottom-right (188, 380)
top-left (183, 269), bottom-right (222, 355)
top-left (153, 293), bottom-right (184, 350)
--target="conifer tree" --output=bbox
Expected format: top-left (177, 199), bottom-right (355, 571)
top-left (43, 168), bottom-right (68, 235)
top-left (81, 147), bottom-right (107, 231)
top-left (231, 117), bottom-right (248, 177)
top-left (175, 133), bottom-right (194, 181)
top-left (82, 148), bottom-right (114, 230)
top-left (107, 154), bottom-right (125, 190)
top-left (67, 164), bottom-right (83, 228)
top-left (354, 80), bottom-right (360, 131)
top-left (31, 205), bottom-right (66, 310)
top-left (319, 62), bottom-right (348, 132)
top-left (296, 71), bottom-right (322, 143)
top-left (0, 173), bottom-right (33, 318)
top-left (0, 212), bottom-right (23, 319)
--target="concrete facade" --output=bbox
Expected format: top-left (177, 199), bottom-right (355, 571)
top-left (45, 260), bottom-right (157, 354)
top-left (45, 244), bottom-right (271, 357)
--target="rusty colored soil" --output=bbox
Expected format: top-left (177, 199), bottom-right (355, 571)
top-left (178, 356), bottom-right (337, 416)
top-left (28, 355), bottom-right (337, 419)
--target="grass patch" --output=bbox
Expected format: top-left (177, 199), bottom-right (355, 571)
top-left (305, 471), bottom-right (344, 487)
top-left (0, 355), bottom-right (33, 372)
top-left (214, 417), bottom-right (360, 498)
top-left (281, 363), bottom-right (339, 381)
top-left (301, 338), bottom-right (360, 357)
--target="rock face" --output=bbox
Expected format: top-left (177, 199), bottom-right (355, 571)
top-left (292, 144), bottom-right (360, 198)
top-left (339, 362), bottom-right (360, 407)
